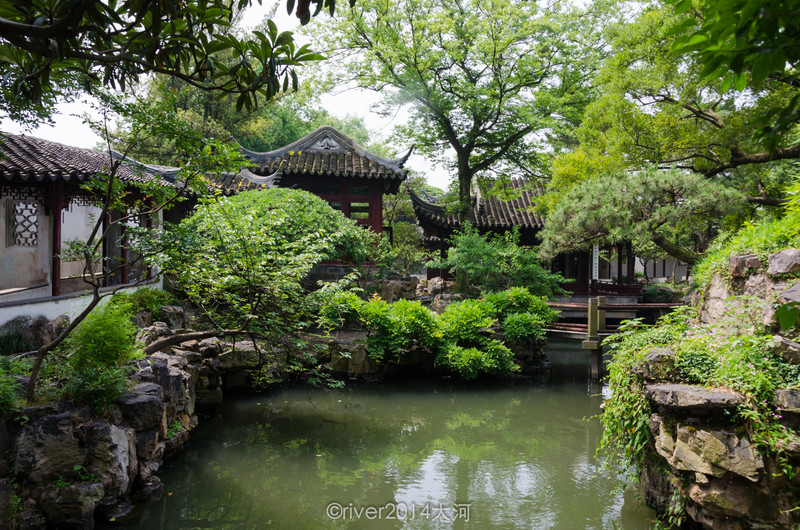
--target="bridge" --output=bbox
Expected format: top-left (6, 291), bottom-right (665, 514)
top-left (546, 297), bottom-right (682, 380)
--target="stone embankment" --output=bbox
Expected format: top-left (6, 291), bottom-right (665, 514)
top-left (640, 249), bottom-right (800, 529)
top-left (0, 311), bottom-right (275, 529)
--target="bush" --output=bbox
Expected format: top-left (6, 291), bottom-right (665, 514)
top-left (360, 298), bottom-right (441, 362)
top-left (111, 287), bottom-right (177, 320)
top-left (429, 223), bottom-right (566, 295)
top-left (317, 290), bottom-right (366, 330)
top-left (439, 299), bottom-right (497, 346)
top-left (63, 302), bottom-right (141, 370)
top-left (502, 312), bottom-right (546, 343)
top-left (484, 287), bottom-right (560, 323)
top-left (61, 365), bottom-right (131, 412)
top-left (435, 340), bottom-right (516, 380)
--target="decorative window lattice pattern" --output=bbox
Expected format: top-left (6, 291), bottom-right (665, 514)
top-left (1, 185), bottom-right (44, 203)
top-left (6, 200), bottom-right (39, 247)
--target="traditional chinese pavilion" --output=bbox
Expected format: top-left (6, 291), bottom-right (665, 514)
top-left (408, 178), bottom-right (640, 296)
top-left (237, 126), bottom-right (412, 234)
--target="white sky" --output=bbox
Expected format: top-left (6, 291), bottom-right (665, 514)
top-left (0, 2), bottom-right (451, 189)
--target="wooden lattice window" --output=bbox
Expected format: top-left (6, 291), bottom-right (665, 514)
top-left (6, 200), bottom-right (39, 247)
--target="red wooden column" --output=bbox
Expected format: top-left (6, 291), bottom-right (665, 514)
top-left (50, 182), bottom-right (64, 297)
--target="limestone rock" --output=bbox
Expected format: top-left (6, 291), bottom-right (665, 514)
top-left (14, 411), bottom-right (86, 485)
top-left (651, 415), bottom-right (764, 482)
top-left (136, 322), bottom-right (173, 346)
top-left (197, 337), bottom-right (222, 358)
top-left (777, 282), bottom-right (800, 305)
top-left (768, 249), bottom-right (800, 275)
top-left (632, 348), bottom-right (677, 381)
top-left (115, 385), bottom-right (166, 437)
top-left (86, 422), bottom-right (137, 500)
top-left (40, 482), bottom-right (104, 528)
top-left (773, 336), bottom-right (800, 364)
top-left (159, 305), bottom-right (186, 329)
top-left (645, 383), bottom-right (745, 412)
top-left (430, 293), bottom-right (465, 314)
top-left (729, 253), bottom-right (762, 277)
top-left (774, 388), bottom-right (800, 424)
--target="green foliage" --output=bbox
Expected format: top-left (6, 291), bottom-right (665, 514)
top-left (599, 309), bottom-right (694, 477)
top-left (540, 167), bottom-right (748, 265)
top-left (692, 216), bottom-right (800, 291)
top-left (0, 0), bottom-right (333, 126)
top-left (359, 299), bottom-right (442, 362)
top-left (317, 290), bottom-right (366, 331)
top-left (484, 287), bottom-right (560, 323)
top-left (0, 325), bottom-right (33, 356)
top-left (599, 306), bottom-right (800, 483)
top-left (111, 288), bottom-right (177, 321)
top-left (61, 365), bottom-right (131, 413)
top-left (431, 224), bottom-right (566, 295)
top-left (669, 0), bottom-right (800, 144)
top-left (435, 340), bottom-right (517, 381)
top-left (438, 300), bottom-right (497, 346)
top-left (0, 372), bottom-right (19, 419)
top-left (164, 188), bottom-right (376, 338)
top-left (436, 300), bottom-right (518, 379)
top-left (58, 302), bottom-right (140, 411)
top-left (166, 420), bottom-right (183, 439)
top-left (502, 313), bottom-right (546, 344)
top-left (310, 0), bottom-right (607, 214)
top-left (63, 302), bottom-right (142, 371)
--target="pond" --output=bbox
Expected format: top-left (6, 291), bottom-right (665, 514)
top-left (113, 347), bottom-right (656, 529)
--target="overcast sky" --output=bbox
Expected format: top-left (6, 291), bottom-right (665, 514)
top-left (0, 3), bottom-right (451, 189)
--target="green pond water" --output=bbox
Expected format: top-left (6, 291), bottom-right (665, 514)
top-left (115, 347), bottom-right (656, 529)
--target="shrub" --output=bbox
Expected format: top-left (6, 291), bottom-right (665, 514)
top-left (429, 223), bottom-right (566, 295)
top-left (439, 299), bottom-right (497, 346)
top-left (484, 287), bottom-right (560, 324)
top-left (502, 312), bottom-right (546, 343)
top-left (111, 287), bottom-right (177, 320)
top-left (61, 365), bottom-right (131, 412)
top-left (0, 325), bottom-right (34, 357)
top-left (435, 340), bottom-right (517, 380)
top-left (63, 302), bottom-right (141, 370)
top-left (360, 298), bottom-right (441, 362)
top-left (317, 290), bottom-right (366, 331)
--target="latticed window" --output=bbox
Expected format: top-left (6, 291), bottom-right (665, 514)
top-left (6, 200), bottom-right (39, 247)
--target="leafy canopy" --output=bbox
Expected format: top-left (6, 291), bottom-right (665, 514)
top-left (0, 0), bottom-right (339, 126)
top-left (309, 0), bottom-right (606, 214)
top-left (163, 188), bottom-right (375, 339)
top-left (539, 167), bottom-right (748, 265)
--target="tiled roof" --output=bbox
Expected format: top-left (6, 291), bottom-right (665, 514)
top-left (201, 168), bottom-right (280, 196)
top-left (241, 126), bottom-right (411, 193)
top-left (0, 132), bottom-right (169, 185)
top-left (409, 178), bottom-right (545, 233)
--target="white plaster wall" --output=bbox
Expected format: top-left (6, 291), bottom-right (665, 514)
top-left (0, 278), bottom-right (163, 327)
top-left (61, 204), bottom-right (101, 278)
top-left (0, 198), bottom-right (50, 291)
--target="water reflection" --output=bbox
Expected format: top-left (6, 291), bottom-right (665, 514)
top-left (110, 369), bottom-right (655, 529)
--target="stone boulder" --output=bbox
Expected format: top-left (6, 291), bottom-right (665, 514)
top-left (85, 422), bottom-right (137, 501)
top-left (768, 249), bottom-right (800, 275)
top-left (430, 293), bottom-right (465, 314)
top-left (645, 383), bottom-right (745, 413)
top-left (777, 281), bottom-right (800, 305)
top-left (39, 482), bottom-right (104, 529)
top-left (135, 322), bottom-right (173, 347)
top-left (651, 415), bottom-right (764, 482)
top-left (14, 411), bottom-right (86, 485)
top-left (729, 253), bottom-right (762, 277)
top-left (632, 348), bottom-right (677, 381)
top-left (115, 384), bottom-right (167, 437)
top-left (774, 388), bottom-right (800, 425)
top-left (773, 336), bottom-right (800, 364)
